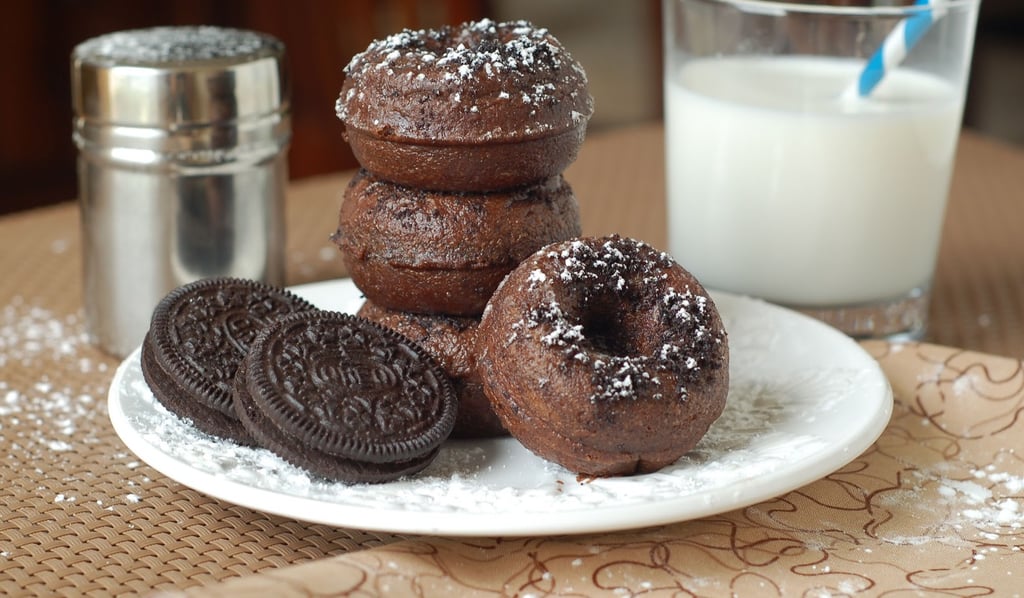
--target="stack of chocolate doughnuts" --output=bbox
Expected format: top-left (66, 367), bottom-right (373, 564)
top-left (332, 19), bottom-right (593, 438)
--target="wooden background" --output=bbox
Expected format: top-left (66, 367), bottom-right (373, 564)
top-left (1, 0), bottom-right (484, 215)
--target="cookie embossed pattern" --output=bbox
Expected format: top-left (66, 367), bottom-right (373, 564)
top-left (108, 278), bottom-right (892, 536)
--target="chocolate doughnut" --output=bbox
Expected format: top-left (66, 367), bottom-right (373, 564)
top-left (336, 19), bottom-right (593, 191)
top-left (332, 170), bottom-right (581, 316)
top-left (477, 236), bottom-right (730, 477)
top-left (357, 300), bottom-right (506, 439)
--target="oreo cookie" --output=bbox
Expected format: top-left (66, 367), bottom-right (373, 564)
top-left (141, 277), bottom-right (317, 444)
top-left (233, 311), bottom-right (457, 483)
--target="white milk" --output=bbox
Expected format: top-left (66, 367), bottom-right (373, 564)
top-left (665, 57), bottom-right (963, 307)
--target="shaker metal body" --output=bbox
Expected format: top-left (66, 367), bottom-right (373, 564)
top-left (72, 27), bottom-right (289, 357)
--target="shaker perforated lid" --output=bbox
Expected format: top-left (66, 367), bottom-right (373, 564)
top-left (71, 26), bottom-right (289, 127)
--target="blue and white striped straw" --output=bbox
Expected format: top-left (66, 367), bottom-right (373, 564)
top-left (843, 0), bottom-right (946, 99)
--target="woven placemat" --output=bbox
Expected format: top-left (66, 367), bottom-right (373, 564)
top-left (0, 182), bottom-right (398, 597)
top-left (930, 132), bottom-right (1024, 358)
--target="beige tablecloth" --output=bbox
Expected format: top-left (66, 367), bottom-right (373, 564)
top-left (175, 342), bottom-right (1024, 597)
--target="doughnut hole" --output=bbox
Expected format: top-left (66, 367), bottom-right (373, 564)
top-left (577, 293), bottom-right (661, 359)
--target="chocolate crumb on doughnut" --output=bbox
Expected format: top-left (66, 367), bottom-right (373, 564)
top-left (336, 18), bottom-right (593, 191)
top-left (141, 277), bottom-right (317, 445)
top-left (233, 311), bottom-right (457, 483)
top-left (477, 235), bottom-right (729, 477)
top-left (332, 170), bottom-right (581, 316)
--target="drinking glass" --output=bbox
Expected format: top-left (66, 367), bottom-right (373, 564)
top-left (663, 0), bottom-right (979, 339)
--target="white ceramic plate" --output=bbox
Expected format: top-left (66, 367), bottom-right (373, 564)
top-left (108, 278), bottom-right (892, 537)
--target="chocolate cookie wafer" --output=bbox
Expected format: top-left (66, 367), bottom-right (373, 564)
top-left (357, 300), bottom-right (507, 439)
top-left (233, 311), bottom-right (457, 483)
top-left (141, 277), bottom-right (317, 444)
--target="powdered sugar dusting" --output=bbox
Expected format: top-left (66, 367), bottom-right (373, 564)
top-left (343, 19), bottom-right (565, 85)
top-left (516, 237), bottom-right (727, 402)
top-left (873, 457), bottom-right (1024, 548)
top-left (1, 298), bottom-right (144, 507)
top-left (1, 301), bottom-right (105, 451)
top-left (74, 26), bottom-right (281, 65)
top-left (108, 286), bottom-right (890, 531)
top-left (112, 345), bottom-right (841, 514)
top-left (336, 18), bottom-right (593, 139)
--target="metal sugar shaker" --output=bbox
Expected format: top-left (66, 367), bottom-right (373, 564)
top-left (72, 26), bottom-right (290, 357)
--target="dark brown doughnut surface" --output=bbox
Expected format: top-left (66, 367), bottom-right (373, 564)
top-left (357, 300), bottom-right (507, 439)
top-left (332, 170), bottom-right (581, 316)
top-left (336, 19), bottom-right (593, 191)
top-left (477, 235), bottom-right (730, 477)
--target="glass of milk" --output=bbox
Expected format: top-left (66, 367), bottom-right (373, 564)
top-left (663, 0), bottom-right (979, 340)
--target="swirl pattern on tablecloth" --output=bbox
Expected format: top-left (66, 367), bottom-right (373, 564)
top-left (186, 341), bottom-right (1024, 596)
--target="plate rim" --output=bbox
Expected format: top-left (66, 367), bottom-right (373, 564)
top-left (107, 278), bottom-right (893, 537)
